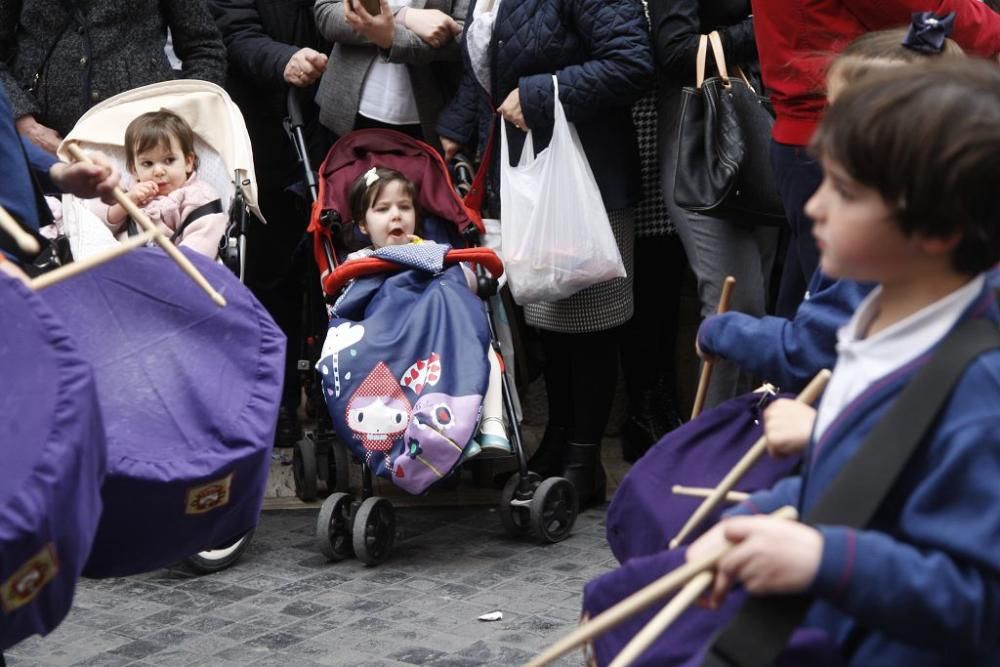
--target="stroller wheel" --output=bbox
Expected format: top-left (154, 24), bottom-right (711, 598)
top-left (353, 497), bottom-right (396, 566)
top-left (531, 477), bottom-right (578, 544)
top-left (293, 436), bottom-right (318, 501)
top-left (325, 438), bottom-right (351, 493)
top-left (183, 529), bottom-right (255, 574)
top-left (499, 472), bottom-right (540, 538)
top-left (316, 492), bottom-right (354, 561)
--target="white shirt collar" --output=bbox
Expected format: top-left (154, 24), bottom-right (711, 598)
top-left (813, 274), bottom-right (986, 441)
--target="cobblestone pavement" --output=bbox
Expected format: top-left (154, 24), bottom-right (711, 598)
top-left (6, 503), bottom-right (616, 666)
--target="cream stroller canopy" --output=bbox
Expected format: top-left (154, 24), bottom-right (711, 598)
top-left (58, 80), bottom-right (263, 223)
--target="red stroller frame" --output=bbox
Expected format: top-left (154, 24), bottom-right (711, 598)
top-left (289, 119), bottom-right (579, 565)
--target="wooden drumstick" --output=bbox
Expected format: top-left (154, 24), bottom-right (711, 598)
top-left (672, 485), bottom-right (750, 504)
top-left (0, 204), bottom-right (41, 255)
top-left (524, 506), bottom-right (799, 667)
top-left (608, 571), bottom-right (714, 667)
top-left (669, 369), bottom-right (831, 549)
top-left (691, 276), bottom-right (735, 420)
top-left (30, 230), bottom-right (159, 290)
top-left (64, 143), bottom-right (226, 307)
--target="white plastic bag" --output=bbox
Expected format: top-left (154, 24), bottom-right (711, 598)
top-left (499, 75), bottom-right (625, 304)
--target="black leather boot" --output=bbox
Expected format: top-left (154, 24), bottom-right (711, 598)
top-left (527, 424), bottom-right (568, 478)
top-left (562, 442), bottom-right (606, 509)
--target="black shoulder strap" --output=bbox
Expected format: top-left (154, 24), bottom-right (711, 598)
top-left (170, 199), bottom-right (223, 245)
top-left (701, 309), bottom-right (1000, 667)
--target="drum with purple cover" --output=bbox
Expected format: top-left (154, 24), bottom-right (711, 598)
top-left (0, 272), bottom-right (106, 650)
top-left (40, 248), bottom-right (285, 577)
top-left (606, 392), bottom-right (801, 564)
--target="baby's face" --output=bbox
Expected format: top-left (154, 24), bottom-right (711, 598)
top-left (132, 136), bottom-right (194, 196)
top-left (362, 180), bottom-right (416, 248)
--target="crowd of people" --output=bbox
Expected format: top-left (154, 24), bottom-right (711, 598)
top-left (3, 0), bottom-right (1000, 664)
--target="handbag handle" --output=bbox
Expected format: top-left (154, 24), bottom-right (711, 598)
top-left (696, 31), bottom-right (733, 90)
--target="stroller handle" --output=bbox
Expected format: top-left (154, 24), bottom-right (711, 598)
top-left (322, 247), bottom-right (504, 296)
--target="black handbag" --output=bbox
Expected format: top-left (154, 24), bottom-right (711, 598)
top-left (673, 32), bottom-right (785, 222)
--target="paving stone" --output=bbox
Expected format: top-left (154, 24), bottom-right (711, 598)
top-left (107, 639), bottom-right (165, 661)
top-left (40, 505), bottom-right (616, 665)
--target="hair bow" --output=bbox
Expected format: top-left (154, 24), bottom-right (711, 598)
top-left (364, 167), bottom-right (379, 187)
top-left (902, 11), bottom-right (956, 55)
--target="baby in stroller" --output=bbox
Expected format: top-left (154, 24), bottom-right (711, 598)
top-left (316, 162), bottom-right (511, 495)
top-left (94, 109), bottom-right (226, 258)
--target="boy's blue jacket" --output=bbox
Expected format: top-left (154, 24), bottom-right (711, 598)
top-left (698, 271), bottom-right (873, 392)
top-left (729, 281), bottom-right (1000, 666)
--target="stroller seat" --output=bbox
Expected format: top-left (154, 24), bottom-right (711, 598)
top-left (301, 129), bottom-right (581, 565)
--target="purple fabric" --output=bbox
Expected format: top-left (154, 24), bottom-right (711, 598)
top-left (606, 392), bottom-right (801, 563)
top-left (40, 248), bottom-right (285, 578)
top-left (0, 273), bottom-right (106, 650)
top-left (583, 548), bottom-right (847, 666)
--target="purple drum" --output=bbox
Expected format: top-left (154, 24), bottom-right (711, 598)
top-left (41, 248), bottom-right (284, 577)
top-left (1, 272), bottom-right (106, 649)
top-left (606, 392), bottom-right (801, 564)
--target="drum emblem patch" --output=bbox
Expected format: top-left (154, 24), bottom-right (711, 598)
top-left (185, 473), bottom-right (234, 514)
top-left (1, 543), bottom-right (59, 612)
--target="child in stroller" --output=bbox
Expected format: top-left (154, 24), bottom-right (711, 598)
top-left (308, 129), bottom-right (579, 565)
top-left (96, 109), bottom-right (226, 258)
top-left (343, 165), bottom-right (510, 458)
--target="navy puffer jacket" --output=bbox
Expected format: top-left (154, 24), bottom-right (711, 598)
top-left (436, 0), bottom-right (653, 212)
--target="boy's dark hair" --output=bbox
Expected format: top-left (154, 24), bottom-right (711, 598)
top-left (348, 167), bottom-right (419, 228)
top-left (124, 109), bottom-right (199, 174)
top-left (812, 59), bottom-right (1000, 275)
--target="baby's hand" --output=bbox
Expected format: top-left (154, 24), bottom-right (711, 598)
top-left (129, 181), bottom-right (159, 206)
top-left (763, 399), bottom-right (817, 457)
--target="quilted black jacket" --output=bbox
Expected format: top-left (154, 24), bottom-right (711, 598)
top-left (436, 0), bottom-right (653, 212)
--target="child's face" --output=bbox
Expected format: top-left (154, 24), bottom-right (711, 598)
top-left (360, 180), bottom-right (416, 248)
top-left (806, 158), bottom-right (917, 282)
top-left (132, 136), bottom-right (194, 196)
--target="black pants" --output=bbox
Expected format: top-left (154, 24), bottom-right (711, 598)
top-left (620, 235), bottom-right (685, 412)
top-left (770, 140), bottom-right (823, 317)
top-left (541, 327), bottom-right (622, 445)
top-left (244, 185), bottom-right (316, 411)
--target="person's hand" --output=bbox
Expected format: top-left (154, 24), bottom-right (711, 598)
top-left (497, 88), bottom-right (527, 131)
top-left (695, 337), bottom-right (718, 363)
top-left (403, 8), bottom-right (460, 48)
top-left (344, 0), bottom-right (396, 50)
top-left (763, 399), bottom-right (817, 457)
top-left (711, 517), bottom-right (822, 605)
top-left (128, 181), bottom-right (160, 207)
top-left (15, 115), bottom-right (63, 154)
top-left (684, 523), bottom-right (732, 609)
top-left (283, 47), bottom-right (328, 87)
top-left (441, 137), bottom-right (462, 162)
top-left (49, 151), bottom-right (120, 204)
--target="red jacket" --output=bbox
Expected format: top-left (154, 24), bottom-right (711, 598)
top-left (752, 0), bottom-right (1000, 145)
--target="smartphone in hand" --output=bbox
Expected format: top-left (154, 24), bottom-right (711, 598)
top-left (357, 0), bottom-right (381, 15)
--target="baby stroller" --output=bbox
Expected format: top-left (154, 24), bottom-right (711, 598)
top-left (55, 80), bottom-right (262, 280)
top-left (294, 122), bottom-right (579, 565)
top-left (52, 80), bottom-right (274, 574)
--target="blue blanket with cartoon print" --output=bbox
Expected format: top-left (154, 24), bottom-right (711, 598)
top-left (317, 255), bottom-right (491, 494)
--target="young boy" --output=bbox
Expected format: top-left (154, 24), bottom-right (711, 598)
top-left (687, 59), bottom-right (1000, 665)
